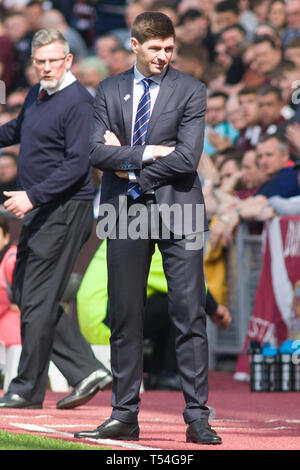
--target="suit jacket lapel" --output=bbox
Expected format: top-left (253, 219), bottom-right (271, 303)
top-left (146, 66), bottom-right (178, 142)
top-left (119, 68), bottom-right (134, 145)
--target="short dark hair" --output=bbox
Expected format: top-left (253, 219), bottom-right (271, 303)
top-left (253, 34), bottom-right (278, 50)
top-left (220, 23), bottom-right (246, 37)
top-left (218, 153), bottom-right (243, 171)
top-left (176, 42), bottom-right (208, 64)
top-left (238, 85), bottom-right (259, 97)
top-left (257, 84), bottom-right (283, 101)
top-left (257, 132), bottom-right (289, 153)
top-left (208, 91), bottom-right (229, 102)
top-left (215, 0), bottom-right (240, 15)
top-left (131, 11), bottom-right (175, 43)
top-left (286, 37), bottom-right (300, 49)
top-left (179, 8), bottom-right (203, 24)
top-left (0, 215), bottom-right (9, 236)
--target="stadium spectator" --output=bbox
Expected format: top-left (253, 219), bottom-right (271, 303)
top-left (268, 0), bottom-right (287, 37)
top-left (0, 6), bottom-right (14, 92)
top-left (214, 0), bottom-right (241, 34)
top-left (226, 94), bottom-right (248, 134)
top-left (282, 0), bottom-right (300, 45)
top-left (220, 23), bottom-right (247, 57)
top-left (253, 35), bottom-right (282, 82)
top-left (218, 154), bottom-right (242, 191)
top-left (94, 34), bottom-right (120, 66)
top-left (172, 42), bottom-right (208, 80)
top-left (4, 11), bottom-right (33, 89)
top-left (78, 56), bottom-right (109, 96)
top-left (25, 1), bottom-right (44, 34)
top-left (0, 215), bottom-right (20, 349)
top-left (284, 36), bottom-right (300, 70)
top-left (204, 91), bottom-right (240, 156)
top-left (239, 148), bottom-right (267, 196)
top-left (176, 9), bottom-right (216, 61)
top-left (255, 133), bottom-right (300, 197)
top-left (257, 85), bottom-right (286, 135)
top-left (0, 151), bottom-right (18, 205)
top-left (151, 0), bottom-right (180, 26)
top-left (236, 86), bottom-right (261, 149)
top-left (41, 9), bottom-right (88, 60)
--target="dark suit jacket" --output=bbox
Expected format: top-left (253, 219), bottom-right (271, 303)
top-left (90, 65), bottom-right (208, 234)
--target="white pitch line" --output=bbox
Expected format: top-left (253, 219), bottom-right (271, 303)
top-left (9, 422), bottom-right (161, 451)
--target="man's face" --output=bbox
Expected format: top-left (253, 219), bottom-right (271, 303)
top-left (254, 41), bottom-right (281, 75)
top-left (0, 228), bottom-right (9, 252)
top-left (279, 69), bottom-right (299, 102)
top-left (221, 28), bottom-right (244, 56)
top-left (241, 150), bottom-right (265, 189)
top-left (258, 92), bottom-right (283, 125)
top-left (219, 159), bottom-right (240, 186)
top-left (257, 138), bottom-right (289, 178)
top-left (286, 0), bottom-right (300, 30)
top-left (0, 156), bottom-right (17, 183)
top-left (206, 96), bottom-right (226, 127)
top-left (216, 11), bottom-right (239, 33)
top-left (131, 36), bottom-right (175, 77)
top-left (285, 46), bottom-right (300, 70)
top-left (32, 41), bottom-right (73, 91)
top-left (239, 93), bottom-right (259, 126)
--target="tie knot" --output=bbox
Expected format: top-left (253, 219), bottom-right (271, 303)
top-left (37, 89), bottom-right (49, 101)
top-left (141, 78), bottom-right (152, 90)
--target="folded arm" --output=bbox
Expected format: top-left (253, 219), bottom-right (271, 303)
top-left (136, 83), bottom-right (206, 192)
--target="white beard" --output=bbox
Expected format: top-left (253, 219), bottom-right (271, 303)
top-left (40, 78), bottom-right (59, 91)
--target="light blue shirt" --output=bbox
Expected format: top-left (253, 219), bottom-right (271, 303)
top-left (128, 65), bottom-right (165, 182)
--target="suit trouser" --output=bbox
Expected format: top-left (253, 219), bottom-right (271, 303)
top-left (8, 200), bottom-right (101, 403)
top-left (107, 195), bottom-right (209, 424)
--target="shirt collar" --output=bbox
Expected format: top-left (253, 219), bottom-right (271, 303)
top-left (39, 70), bottom-right (77, 95)
top-left (134, 64), bottom-right (166, 85)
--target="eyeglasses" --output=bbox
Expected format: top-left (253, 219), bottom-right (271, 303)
top-left (32, 56), bottom-right (67, 68)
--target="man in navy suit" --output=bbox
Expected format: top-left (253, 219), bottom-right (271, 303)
top-left (75, 12), bottom-right (222, 445)
top-left (0, 29), bottom-right (112, 410)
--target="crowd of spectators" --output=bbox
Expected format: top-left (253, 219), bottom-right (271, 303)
top-left (0, 0), bottom-right (299, 222)
top-left (0, 0), bottom-right (300, 378)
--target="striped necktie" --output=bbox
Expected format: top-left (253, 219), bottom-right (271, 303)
top-left (127, 78), bottom-right (152, 200)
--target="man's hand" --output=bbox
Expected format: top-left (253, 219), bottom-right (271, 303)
top-left (104, 130), bottom-right (121, 146)
top-left (3, 191), bottom-right (34, 218)
top-left (211, 305), bottom-right (232, 329)
top-left (153, 145), bottom-right (175, 159)
top-left (115, 171), bottom-right (129, 179)
top-left (103, 131), bottom-right (128, 178)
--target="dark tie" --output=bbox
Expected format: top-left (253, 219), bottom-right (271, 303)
top-left (127, 78), bottom-right (152, 200)
top-left (37, 89), bottom-right (49, 102)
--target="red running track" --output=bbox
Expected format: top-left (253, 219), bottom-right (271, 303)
top-left (0, 372), bottom-right (299, 451)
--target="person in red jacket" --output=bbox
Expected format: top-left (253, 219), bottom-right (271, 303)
top-left (0, 215), bottom-right (20, 348)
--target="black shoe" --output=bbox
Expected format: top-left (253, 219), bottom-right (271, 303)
top-left (186, 418), bottom-right (222, 445)
top-left (74, 418), bottom-right (140, 441)
top-left (56, 368), bottom-right (112, 410)
top-left (0, 393), bottom-right (42, 409)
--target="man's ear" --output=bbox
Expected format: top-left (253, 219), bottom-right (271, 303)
top-left (131, 37), bottom-right (139, 54)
